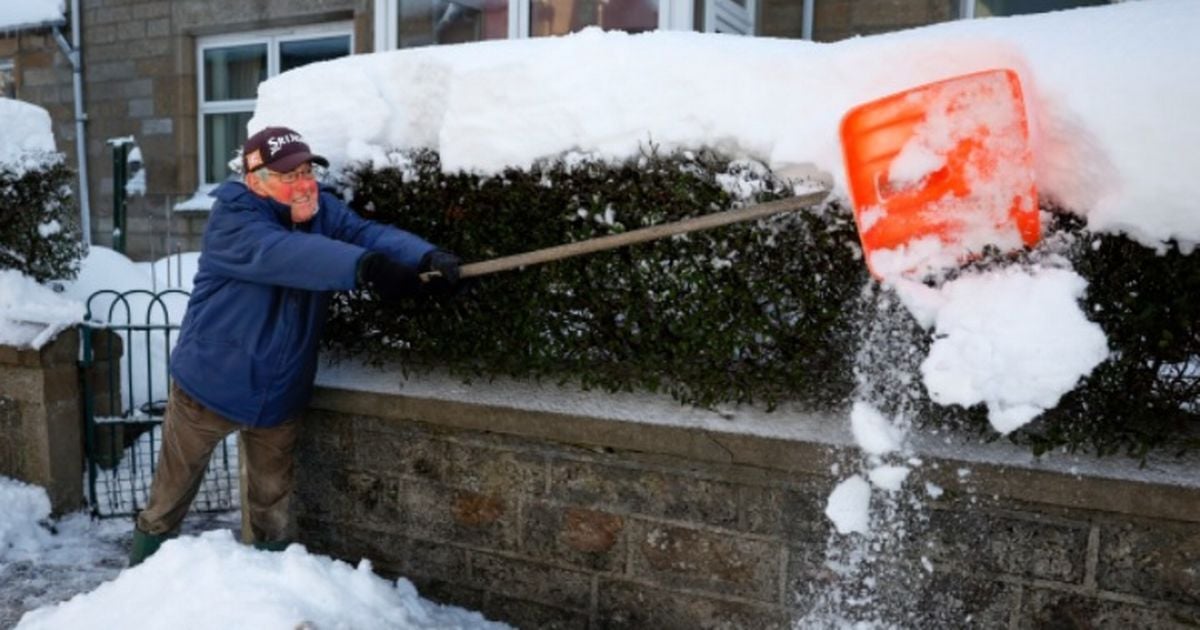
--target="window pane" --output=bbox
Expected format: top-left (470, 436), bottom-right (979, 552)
top-left (203, 44), bottom-right (266, 102)
top-left (532, 0), bottom-right (659, 36)
top-left (281, 35), bottom-right (352, 73)
top-left (811, 0), bottom-right (958, 41)
top-left (398, 0), bottom-right (509, 49)
top-left (975, 0), bottom-right (1106, 16)
top-left (204, 112), bottom-right (253, 184)
top-left (0, 61), bottom-right (14, 99)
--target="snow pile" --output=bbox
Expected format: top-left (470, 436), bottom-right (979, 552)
top-left (0, 0), bottom-right (64, 32)
top-left (16, 530), bottom-right (509, 630)
top-left (0, 477), bottom-right (53, 560)
top-left (252, 1), bottom-right (1200, 250)
top-left (904, 267), bottom-right (1109, 434)
top-left (0, 270), bottom-right (85, 349)
top-left (0, 99), bottom-right (59, 175)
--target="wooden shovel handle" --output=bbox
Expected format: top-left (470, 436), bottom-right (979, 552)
top-left (420, 188), bottom-right (829, 282)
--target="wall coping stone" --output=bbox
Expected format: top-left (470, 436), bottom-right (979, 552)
top-left (312, 360), bottom-right (1200, 524)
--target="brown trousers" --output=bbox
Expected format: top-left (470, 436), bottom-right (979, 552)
top-left (136, 382), bottom-right (299, 543)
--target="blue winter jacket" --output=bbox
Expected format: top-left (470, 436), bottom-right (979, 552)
top-left (169, 181), bottom-right (435, 428)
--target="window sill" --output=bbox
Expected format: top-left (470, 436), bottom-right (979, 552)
top-left (173, 187), bottom-right (215, 212)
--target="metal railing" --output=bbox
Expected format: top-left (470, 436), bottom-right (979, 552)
top-left (79, 289), bottom-right (238, 518)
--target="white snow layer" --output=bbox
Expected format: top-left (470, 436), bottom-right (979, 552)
top-left (0, 477), bottom-right (53, 560)
top-left (0, 98), bottom-right (58, 173)
top-left (910, 267), bottom-right (1109, 434)
top-left (16, 529), bottom-right (509, 630)
top-left (251, 1), bottom-right (1200, 250)
top-left (0, 270), bottom-right (84, 349)
top-left (0, 0), bottom-right (64, 32)
top-left (825, 475), bottom-right (872, 535)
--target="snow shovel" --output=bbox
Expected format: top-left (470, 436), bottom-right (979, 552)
top-left (419, 187), bottom-right (830, 282)
top-left (840, 68), bottom-right (1039, 279)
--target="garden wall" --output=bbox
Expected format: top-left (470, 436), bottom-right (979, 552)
top-left (294, 370), bottom-right (1200, 629)
top-left (0, 332), bottom-right (82, 513)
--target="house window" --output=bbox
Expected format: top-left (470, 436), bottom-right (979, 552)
top-left (964, 0), bottom-right (1107, 18)
top-left (0, 60), bottom-right (14, 98)
top-left (197, 25), bottom-right (352, 186)
top-left (532, 0), bottom-right (659, 37)
top-left (384, 0), bottom-right (693, 49)
top-left (397, 0), bottom-right (509, 48)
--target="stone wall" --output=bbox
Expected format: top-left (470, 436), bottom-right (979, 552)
top-left (0, 329), bottom-right (120, 514)
top-left (294, 382), bottom-right (1200, 629)
top-left (0, 332), bottom-right (80, 513)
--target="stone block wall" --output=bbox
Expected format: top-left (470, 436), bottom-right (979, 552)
top-left (0, 329), bottom-right (121, 514)
top-left (0, 0), bottom-right (372, 259)
top-left (295, 385), bottom-right (1200, 629)
top-left (0, 332), bottom-right (81, 513)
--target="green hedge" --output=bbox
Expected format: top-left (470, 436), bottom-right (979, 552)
top-left (0, 156), bottom-right (85, 282)
top-left (325, 148), bottom-right (1199, 456)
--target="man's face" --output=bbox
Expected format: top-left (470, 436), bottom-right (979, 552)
top-left (246, 163), bottom-right (319, 223)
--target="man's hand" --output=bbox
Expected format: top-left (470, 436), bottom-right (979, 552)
top-left (418, 249), bottom-right (462, 296)
top-left (356, 252), bottom-right (421, 302)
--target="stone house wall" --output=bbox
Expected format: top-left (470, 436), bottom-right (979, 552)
top-left (294, 381), bottom-right (1200, 629)
top-left (0, 0), bottom-right (373, 259)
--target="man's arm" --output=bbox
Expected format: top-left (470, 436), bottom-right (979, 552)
top-left (320, 189), bottom-right (435, 268)
top-left (201, 203), bottom-right (366, 290)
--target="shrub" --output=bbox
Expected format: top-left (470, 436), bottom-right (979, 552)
top-left (329, 148), bottom-right (866, 410)
top-left (326, 148), bottom-right (1199, 456)
top-left (0, 155), bottom-right (85, 282)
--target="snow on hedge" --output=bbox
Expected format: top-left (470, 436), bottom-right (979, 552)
top-left (252, 1), bottom-right (1200, 251)
top-left (0, 98), bottom-right (59, 175)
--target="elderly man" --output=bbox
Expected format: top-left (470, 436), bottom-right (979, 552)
top-left (129, 127), bottom-right (460, 565)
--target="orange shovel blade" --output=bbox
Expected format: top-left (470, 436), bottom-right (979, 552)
top-left (840, 69), bottom-right (1039, 278)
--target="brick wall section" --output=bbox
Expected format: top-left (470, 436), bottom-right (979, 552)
top-left (295, 386), bottom-right (1200, 629)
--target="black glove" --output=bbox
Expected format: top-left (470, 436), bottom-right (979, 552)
top-left (418, 249), bottom-right (462, 296)
top-left (356, 252), bottom-right (421, 302)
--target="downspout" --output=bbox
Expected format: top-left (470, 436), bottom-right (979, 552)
top-left (52, 0), bottom-right (91, 246)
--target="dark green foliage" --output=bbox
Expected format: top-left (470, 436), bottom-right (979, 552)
top-left (325, 149), bottom-right (1199, 456)
top-left (0, 156), bottom-right (85, 282)
top-left (327, 148), bottom-right (867, 410)
top-left (1023, 215), bottom-right (1200, 457)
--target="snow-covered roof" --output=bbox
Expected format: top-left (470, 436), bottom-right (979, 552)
top-left (251, 0), bottom-right (1200, 251)
top-left (0, 0), bottom-right (66, 32)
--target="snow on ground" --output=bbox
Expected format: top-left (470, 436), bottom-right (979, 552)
top-left (0, 1), bottom-right (64, 32)
top-left (0, 477), bottom-right (507, 630)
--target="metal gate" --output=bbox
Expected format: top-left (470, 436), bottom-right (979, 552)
top-left (79, 289), bottom-right (239, 518)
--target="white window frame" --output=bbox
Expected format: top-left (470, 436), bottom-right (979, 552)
top-left (375, 0), bottom-right (710, 51)
top-left (195, 22), bottom-right (354, 195)
top-left (0, 59), bottom-right (14, 98)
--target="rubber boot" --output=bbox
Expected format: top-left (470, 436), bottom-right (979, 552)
top-left (128, 527), bottom-right (171, 567)
top-left (252, 540), bottom-right (290, 552)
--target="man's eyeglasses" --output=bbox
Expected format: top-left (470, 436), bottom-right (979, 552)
top-left (265, 166), bottom-right (321, 184)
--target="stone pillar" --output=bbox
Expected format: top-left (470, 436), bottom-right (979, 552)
top-left (0, 327), bottom-right (119, 515)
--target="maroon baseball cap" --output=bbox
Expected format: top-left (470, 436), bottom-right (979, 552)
top-left (242, 126), bottom-right (329, 174)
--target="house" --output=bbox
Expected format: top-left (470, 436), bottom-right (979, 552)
top-left (0, 0), bottom-right (1109, 261)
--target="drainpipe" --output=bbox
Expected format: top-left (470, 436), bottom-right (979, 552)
top-left (51, 0), bottom-right (91, 246)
